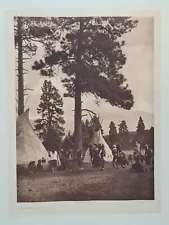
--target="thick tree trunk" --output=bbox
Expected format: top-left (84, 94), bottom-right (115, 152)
top-left (74, 77), bottom-right (82, 152)
top-left (17, 17), bottom-right (24, 115)
top-left (73, 18), bottom-right (83, 168)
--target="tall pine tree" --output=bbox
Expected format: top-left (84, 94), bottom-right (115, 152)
top-left (136, 116), bottom-right (145, 135)
top-left (14, 16), bottom-right (57, 115)
top-left (136, 116), bottom-right (145, 146)
top-left (109, 121), bottom-right (117, 146)
top-left (35, 80), bottom-right (65, 151)
top-left (32, 17), bottom-right (138, 161)
top-left (118, 120), bottom-right (129, 148)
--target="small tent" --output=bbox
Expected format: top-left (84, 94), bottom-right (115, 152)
top-left (16, 109), bottom-right (50, 166)
top-left (83, 129), bottom-right (113, 162)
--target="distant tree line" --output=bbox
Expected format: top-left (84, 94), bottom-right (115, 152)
top-left (107, 116), bottom-right (154, 150)
top-left (62, 115), bottom-right (154, 152)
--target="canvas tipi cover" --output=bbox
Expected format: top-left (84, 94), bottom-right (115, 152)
top-left (83, 130), bottom-right (113, 162)
top-left (16, 109), bottom-right (50, 165)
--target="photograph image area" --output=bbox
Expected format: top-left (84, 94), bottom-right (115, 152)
top-left (15, 16), bottom-right (154, 202)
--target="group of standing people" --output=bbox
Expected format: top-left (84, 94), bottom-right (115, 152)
top-left (28, 157), bottom-right (47, 174)
top-left (27, 149), bottom-right (82, 173)
top-left (27, 141), bottom-right (154, 174)
top-left (110, 141), bottom-right (154, 172)
top-left (132, 142), bottom-right (154, 172)
top-left (48, 148), bottom-right (83, 172)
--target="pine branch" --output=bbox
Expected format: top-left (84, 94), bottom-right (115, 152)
top-left (82, 114), bottom-right (88, 117)
top-left (81, 108), bottom-right (97, 115)
top-left (24, 95), bottom-right (29, 108)
top-left (23, 57), bottom-right (32, 60)
top-left (24, 88), bottom-right (34, 91)
top-left (22, 49), bottom-right (32, 58)
top-left (23, 36), bottom-right (45, 45)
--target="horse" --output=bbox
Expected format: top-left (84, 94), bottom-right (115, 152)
top-left (113, 151), bottom-right (129, 169)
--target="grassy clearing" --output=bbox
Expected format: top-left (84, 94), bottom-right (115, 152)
top-left (17, 163), bottom-right (154, 202)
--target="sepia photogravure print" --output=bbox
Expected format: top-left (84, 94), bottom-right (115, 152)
top-left (8, 12), bottom-right (160, 213)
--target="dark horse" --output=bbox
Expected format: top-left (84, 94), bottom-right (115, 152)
top-left (113, 151), bottom-right (129, 169)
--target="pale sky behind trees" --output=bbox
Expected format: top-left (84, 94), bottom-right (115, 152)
top-left (16, 17), bottom-right (154, 134)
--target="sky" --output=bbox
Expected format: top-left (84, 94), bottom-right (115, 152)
top-left (16, 17), bottom-right (154, 135)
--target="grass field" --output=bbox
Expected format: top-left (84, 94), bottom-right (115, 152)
top-left (17, 163), bottom-right (154, 202)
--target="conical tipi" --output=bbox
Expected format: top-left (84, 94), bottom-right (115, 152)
top-left (16, 109), bottom-right (50, 166)
top-left (83, 129), bottom-right (113, 162)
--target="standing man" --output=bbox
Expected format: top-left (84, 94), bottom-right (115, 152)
top-left (112, 144), bottom-right (118, 168)
top-left (144, 144), bottom-right (152, 165)
top-left (67, 149), bottom-right (73, 171)
top-left (135, 141), bottom-right (141, 152)
top-left (116, 144), bottom-right (121, 157)
top-left (77, 149), bottom-right (83, 170)
top-left (92, 144), bottom-right (98, 168)
top-left (89, 144), bottom-right (94, 165)
top-left (99, 144), bottom-right (106, 170)
top-left (48, 150), bottom-right (58, 172)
